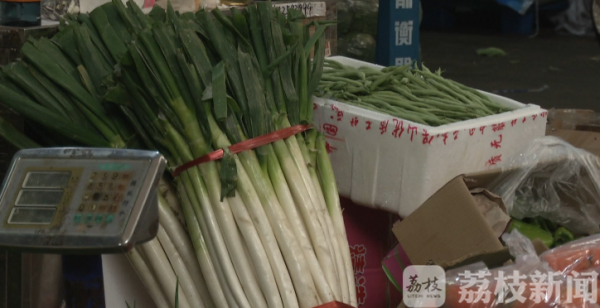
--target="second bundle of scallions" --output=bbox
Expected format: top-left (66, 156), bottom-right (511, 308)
top-left (0, 0), bottom-right (357, 308)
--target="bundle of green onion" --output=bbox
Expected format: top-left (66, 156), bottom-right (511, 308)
top-left (0, 1), bottom-right (356, 308)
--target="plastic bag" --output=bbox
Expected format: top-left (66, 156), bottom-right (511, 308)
top-left (541, 233), bottom-right (600, 275)
top-left (487, 136), bottom-right (600, 235)
top-left (42, 0), bottom-right (80, 20)
top-left (414, 231), bottom-right (600, 308)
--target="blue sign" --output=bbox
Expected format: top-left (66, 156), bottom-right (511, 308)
top-left (376, 0), bottom-right (420, 67)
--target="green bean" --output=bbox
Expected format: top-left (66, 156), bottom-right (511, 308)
top-left (322, 70), bottom-right (366, 80)
top-left (321, 75), bottom-right (364, 87)
top-left (324, 59), bottom-right (347, 70)
top-left (358, 66), bottom-right (384, 76)
top-left (425, 79), bottom-right (478, 106)
top-left (401, 70), bottom-right (431, 89)
top-left (370, 66), bottom-right (409, 92)
top-left (366, 93), bottom-right (437, 116)
top-left (418, 71), bottom-right (490, 108)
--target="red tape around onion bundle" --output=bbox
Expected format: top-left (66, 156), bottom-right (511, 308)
top-left (172, 124), bottom-right (313, 177)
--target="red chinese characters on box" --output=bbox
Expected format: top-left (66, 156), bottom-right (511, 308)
top-left (392, 119), bottom-right (404, 139)
top-left (323, 124), bottom-right (338, 136)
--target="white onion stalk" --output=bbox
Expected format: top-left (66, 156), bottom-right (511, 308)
top-left (127, 247), bottom-right (171, 308)
top-left (316, 135), bottom-right (358, 306)
top-left (164, 123), bottom-right (251, 308)
top-left (177, 178), bottom-right (237, 308)
top-left (199, 170), bottom-right (268, 308)
top-left (159, 176), bottom-right (187, 229)
top-left (205, 115), bottom-right (316, 308)
top-left (157, 226), bottom-right (206, 308)
top-left (301, 134), bottom-right (350, 304)
top-left (266, 146), bottom-right (334, 304)
top-left (272, 138), bottom-right (340, 302)
top-left (227, 192), bottom-right (284, 308)
top-left (158, 193), bottom-right (214, 308)
top-left (139, 238), bottom-right (191, 308)
top-left (166, 117), bottom-right (266, 307)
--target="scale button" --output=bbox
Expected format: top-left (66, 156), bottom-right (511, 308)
top-left (84, 214), bottom-right (93, 223)
top-left (106, 215), bottom-right (114, 223)
top-left (102, 172), bottom-right (109, 180)
top-left (78, 204), bottom-right (85, 212)
top-left (111, 172), bottom-right (119, 180)
top-left (95, 215), bottom-right (104, 223)
top-left (117, 183), bottom-right (127, 191)
top-left (130, 180), bottom-right (137, 186)
top-left (102, 193), bottom-right (110, 202)
top-left (107, 182), bottom-right (114, 191)
top-left (92, 193), bottom-right (101, 201)
top-left (114, 193), bottom-right (124, 202)
top-left (99, 204), bottom-right (107, 212)
top-left (121, 173), bottom-right (132, 181)
top-left (108, 204), bottom-right (118, 213)
top-left (96, 182), bottom-right (105, 191)
top-left (73, 214), bottom-right (82, 223)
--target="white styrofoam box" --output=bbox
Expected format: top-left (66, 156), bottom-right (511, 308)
top-left (314, 56), bottom-right (547, 217)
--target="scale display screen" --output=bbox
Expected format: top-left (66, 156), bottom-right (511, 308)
top-left (23, 171), bottom-right (71, 188)
top-left (16, 189), bottom-right (64, 207)
top-left (0, 148), bottom-right (166, 252)
top-left (9, 208), bottom-right (56, 224)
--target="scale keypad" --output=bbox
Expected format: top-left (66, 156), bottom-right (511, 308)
top-left (75, 171), bottom-right (136, 226)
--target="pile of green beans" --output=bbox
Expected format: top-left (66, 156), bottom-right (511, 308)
top-left (316, 59), bottom-right (514, 126)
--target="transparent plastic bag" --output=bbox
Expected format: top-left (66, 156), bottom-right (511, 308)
top-left (487, 136), bottom-right (600, 235)
top-left (414, 231), bottom-right (600, 308)
top-left (541, 233), bottom-right (600, 275)
top-left (42, 0), bottom-right (80, 20)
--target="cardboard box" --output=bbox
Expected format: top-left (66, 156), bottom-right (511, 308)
top-left (382, 170), bottom-right (550, 301)
top-left (546, 109), bottom-right (600, 157)
top-left (342, 197), bottom-right (402, 308)
top-left (315, 56), bottom-right (547, 217)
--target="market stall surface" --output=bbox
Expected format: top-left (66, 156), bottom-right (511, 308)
top-left (421, 31), bottom-right (600, 110)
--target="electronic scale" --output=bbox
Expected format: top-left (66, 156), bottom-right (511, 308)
top-left (0, 148), bottom-right (166, 308)
top-left (0, 147), bottom-right (166, 253)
